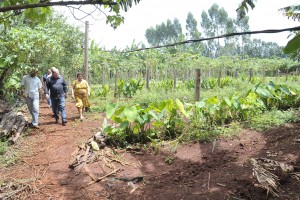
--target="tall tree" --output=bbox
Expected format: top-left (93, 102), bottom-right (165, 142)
top-left (145, 18), bottom-right (183, 46)
top-left (235, 16), bottom-right (250, 59)
top-left (185, 12), bottom-right (203, 53)
top-left (201, 4), bottom-right (229, 57)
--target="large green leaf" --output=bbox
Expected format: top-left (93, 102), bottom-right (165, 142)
top-left (255, 87), bottom-right (273, 98)
top-left (123, 106), bottom-right (138, 122)
top-left (106, 103), bottom-right (117, 118)
top-left (279, 85), bottom-right (291, 95)
top-left (283, 34), bottom-right (300, 54)
top-left (175, 98), bottom-right (187, 117)
top-left (148, 110), bottom-right (160, 120)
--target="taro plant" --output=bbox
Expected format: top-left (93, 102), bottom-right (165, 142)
top-left (117, 79), bottom-right (144, 98)
top-left (253, 81), bottom-right (299, 110)
top-left (103, 99), bottom-right (190, 145)
top-left (151, 79), bottom-right (174, 92)
top-left (91, 84), bottom-right (110, 98)
top-left (148, 99), bottom-right (190, 139)
top-left (104, 103), bottom-right (153, 145)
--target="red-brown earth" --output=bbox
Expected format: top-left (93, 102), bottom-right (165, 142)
top-left (0, 99), bottom-right (299, 200)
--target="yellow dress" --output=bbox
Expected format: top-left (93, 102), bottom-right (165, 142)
top-left (73, 79), bottom-right (90, 109)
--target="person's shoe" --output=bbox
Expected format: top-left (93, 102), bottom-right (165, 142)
top-left (80, 116), bottom-right (84, 121)
top-left (62, 121), bottom-right (67, 126)
top-left (32, 125), bottom-right (40, 129)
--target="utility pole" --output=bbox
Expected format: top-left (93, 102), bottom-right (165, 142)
top-left (84, 21), bottom-right (89, 82)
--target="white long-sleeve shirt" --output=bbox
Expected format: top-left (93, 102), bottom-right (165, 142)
top-left (21, 75), bottom-right (42, 98)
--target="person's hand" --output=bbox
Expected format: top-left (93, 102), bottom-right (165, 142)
top-left (45, 94), bottom-right (49, 99)
top-left (22, 92), bottom-right (27, 98)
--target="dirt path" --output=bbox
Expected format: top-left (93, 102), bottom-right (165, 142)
top-left (0, 100), bottom-right (299, 200)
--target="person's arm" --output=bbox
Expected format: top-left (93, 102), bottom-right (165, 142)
top-left (44, 78), bottom-right (50, 99)
top-left (71, 82), bottom-right (75, 99)
top-left (38, 78), bottom-right (43, 93)
top-left (62, 78), bottom-right (68, 97)
top-left (86, 81), bottom-right (90, 96)
top-left (20, 76), bottom-right (26, 98)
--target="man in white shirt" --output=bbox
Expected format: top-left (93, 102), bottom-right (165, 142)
top-left (21, 67), bottom-right (42, 129)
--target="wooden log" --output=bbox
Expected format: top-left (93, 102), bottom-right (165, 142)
top-left (1, 113), bottom-right (18, 137)
top-left (16, 116), bottom-right (26, 134)
top-left (8, 116), bottom-right (26, 145)
top-left (0, 111), bottom-right (15, 134)
top-left (0, 100), bottom-right (9, 113)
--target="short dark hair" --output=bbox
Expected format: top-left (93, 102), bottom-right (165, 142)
top-left (76, 72), bottom-right (83, 78)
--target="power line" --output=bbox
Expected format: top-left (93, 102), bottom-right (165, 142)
top-left (107, 26), bottom-right (300, 53)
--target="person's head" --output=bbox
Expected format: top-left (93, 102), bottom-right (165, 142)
top-left (50, 67), bottom-right (57, 74)
top-left (76, 72), bottom-right (83, 81)
top-left (28, 67), bottom-right (39, 77)
top-left (52, 68), bottom-right (60, 79)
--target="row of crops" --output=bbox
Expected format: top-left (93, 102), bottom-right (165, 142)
top-left (90, 75), bottom-right (300, 99)
top-left (89, 79), bottom-right (300, 146)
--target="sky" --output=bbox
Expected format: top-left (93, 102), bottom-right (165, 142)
top-left (55, 0), bottom-right (300, 49)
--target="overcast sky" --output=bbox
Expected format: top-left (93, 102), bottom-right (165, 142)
top-left (55, 0), bottom-right (300, 49)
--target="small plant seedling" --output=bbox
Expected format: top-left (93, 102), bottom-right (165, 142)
top-left (164, 156), bottom-right (174, 165)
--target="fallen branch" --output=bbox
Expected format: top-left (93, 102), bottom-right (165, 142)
top-left (207, 172), bottom-right (211, 191)
top-left (250, 158), bottom-right (280, 197)
top-left (82, 168), bottom-right (120, 188)
top-left (84, 166), bottom-right (97, 181)
top-left (0, 184), bottom-right (29, 200)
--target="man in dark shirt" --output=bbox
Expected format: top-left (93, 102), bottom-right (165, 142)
top-left (42, 69), bottom-right (52, 108)
top-left (45, 68), bottom-right (68, 126)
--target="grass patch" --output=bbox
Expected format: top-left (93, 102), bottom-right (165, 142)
top-left (245, 109), bottom-right (300, 131)
top-left (178, 122), bottom-right (242, 142)
top-left (0, 147), bottom-right (21, 167)
top-left (0, 141), bottom-right (8, 155)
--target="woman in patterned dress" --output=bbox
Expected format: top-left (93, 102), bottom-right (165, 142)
top-left (71, 72), bottom-right (90, 120)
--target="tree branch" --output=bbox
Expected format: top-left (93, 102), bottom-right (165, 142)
top-left (0, 0), bottom-right (116, 13)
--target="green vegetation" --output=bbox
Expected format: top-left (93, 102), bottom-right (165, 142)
top-left (246, 109), bottom-right (300, 131)
top-left (90, 79), bottom-right (300, 147)
top-left (0, 141), bottom-right (8, 155)
top-left (1, 1), bottom-right (300, 154)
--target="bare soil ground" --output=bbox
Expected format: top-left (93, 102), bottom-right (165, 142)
top-left (0, 100), bottom-right (299, 200)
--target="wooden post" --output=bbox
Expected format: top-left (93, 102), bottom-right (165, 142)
top-left (173, 69), bottom-right (177, 89)
top-left (234, 68), bottom-right (238, 79)
top-left (195, 69), bottom-right (201, 101)
top-left (218, 69), bottom-right (221, 86)
top-left (276, 68), bottom-right (280, 79)
top-left (114, 71), bottom-right (118, 98)
top-left (102, 66), bottom-right (105, 85)
top-left (225, 69), bottom-right (229, 77)
top-left (155, 65), bottom-right (158, 81)
top-left (146, 68), bottom-right (150, 89)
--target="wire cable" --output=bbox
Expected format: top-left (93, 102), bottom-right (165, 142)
top-left (113, 26), bottom-right (300, 53)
